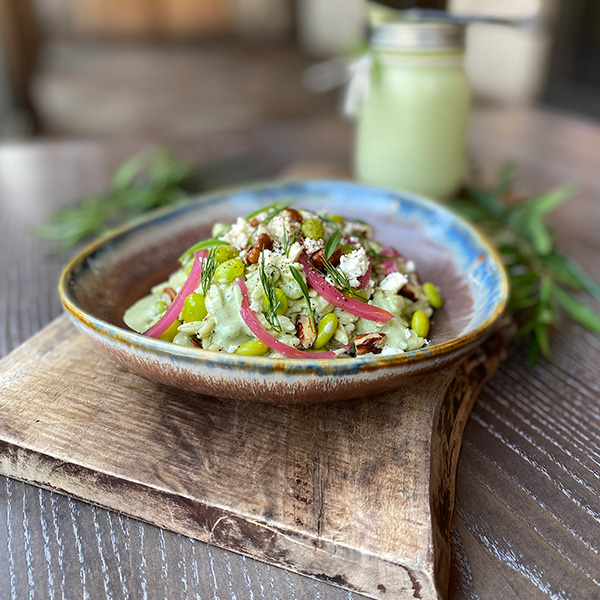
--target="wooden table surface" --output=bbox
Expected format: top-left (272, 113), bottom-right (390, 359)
top-left (1, 107), bottom-right (599, 600)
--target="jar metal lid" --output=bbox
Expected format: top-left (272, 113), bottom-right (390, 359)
top-left (371, 21), bottom-right (465, 52)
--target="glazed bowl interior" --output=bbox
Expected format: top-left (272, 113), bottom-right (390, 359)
top-left (60, 180), bottom-right (508, 403)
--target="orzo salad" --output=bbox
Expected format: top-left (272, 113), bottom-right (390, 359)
top-left (123, 203), bottom-right (443, 358)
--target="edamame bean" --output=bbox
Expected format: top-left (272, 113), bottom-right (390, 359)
top-left (314, 313), bottom-right (338, 349)
top-left (214, 245), bottom-right (239, 263)
top-left (181, 293), bottom-right (207, 322)
top-left (263, 287), bottom-right (288, 315)
top-left (214, 258), bottom-right (245, 283)
top-left (423, 282), bottom-right (443, 309)
top-left (301, 218), bottom-right (324, 240)
top-left (411, 310), bottom-right (430, 338)
top-left (235, 340), bottom-right (269, 356)
top-left (159, 319), bottom-right (182, 342)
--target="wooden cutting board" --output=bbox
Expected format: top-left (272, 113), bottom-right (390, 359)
top-left (0, 315), bottom-right (511, 599)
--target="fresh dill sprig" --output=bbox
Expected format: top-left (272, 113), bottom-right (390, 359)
top-left (322, 260), bottom-right (362, 299)
top-left (289, 266), bottom-right (316, 331)
top-left (260, 257), bottom-right (282, 332)
top-left (282, 226), bottom-right (300, 258)
top-left (450, 164), bottom-right (600, 365)
top-left (200, 249), bottom-right (218, 296)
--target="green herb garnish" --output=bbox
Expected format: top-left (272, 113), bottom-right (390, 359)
top-left (246, 199), bottom-right (291, 223)
top-left (322, 260), bottom-right (362, 300)
top-left (289, 266), bottom-right (316, 331)
top-left (282, 227), bottom-right (300, 258)
top-left (179, 239), bottom-right (229, 263)
top-left (324, 230), bottom-right (343, 261)
top-left (200, 249), bottom-right (218, 296)
top-left (260, 257), bottom-right (281, 332)
top-left (262, 201), bottom-right (291, 225)
top-left (451, 164), bottom-right (600, 364)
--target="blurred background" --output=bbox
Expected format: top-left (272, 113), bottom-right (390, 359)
top-left (0, 0), bottom-right (598, 139)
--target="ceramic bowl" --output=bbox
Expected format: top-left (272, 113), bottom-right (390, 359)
top-left (59, 180), bottom-right (508, 404)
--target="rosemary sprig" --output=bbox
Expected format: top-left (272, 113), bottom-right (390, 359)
top-left (260, 257), bottom-right (281, 332)
top-left (289, 266), bottom-right (316, 331)
top-left (34, 147), bottom-right (259, 252)
top-left (200, 249), bottom-right (218, 296)
top-left (451, 164), bottom-right (600, 364)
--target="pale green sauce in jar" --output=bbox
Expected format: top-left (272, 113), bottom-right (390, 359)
top-left (352, 22), bottom-right (470, 200)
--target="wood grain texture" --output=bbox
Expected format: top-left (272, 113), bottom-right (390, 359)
top-left (0, 315), bottom-right (509, 599)
top-left (0, 108), bottom-right (599, 599)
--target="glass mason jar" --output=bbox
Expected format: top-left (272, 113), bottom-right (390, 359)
top-left (352, 21), bottom-right (470, 199)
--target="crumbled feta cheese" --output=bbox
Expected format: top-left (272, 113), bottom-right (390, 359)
top-left (250, 299), bottom-right (261, 312)
top-left (339, 247), bottom-right (369, 288)
top-left (303, 237), bottom-right (324, 255)
top-left (405, 260), bottom-right (415, 272)
top-left (222, 217), bottom-right (253, 249)
top-left (381, 346), bottom-right (405, 355)
top-left (266, 213), bottom-right (299, 242)
top-left (379, 272), bottom-right (408, 294)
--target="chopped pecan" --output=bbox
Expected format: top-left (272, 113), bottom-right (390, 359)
top-left (190, 337), bottom-right (203, 349)
top-left (248, 217), bottom-right (260, 227)
top-left (398, 282), bottom-right (420, 301)
top-left (354, 332), bottom-right (387, 355)
top-left (285, 208), bottom-right (303, 223)
top-left (310, 247), bottom-right (342, 270)
top-left (245, 233), bottom-right (273, 265)
top-left (296, 315), bottom-right (317, 349)
top-left (163, 286), bottom-right (177, 305)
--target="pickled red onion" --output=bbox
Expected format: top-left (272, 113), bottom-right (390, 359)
top-left (236, 278), bottom-right (344, 359)
top-left (298, 255), bottom-right (394, 323)
top-left (144, 250), bottom-right (208, 339)
top-left (382, 259), bottom-right (398, 275)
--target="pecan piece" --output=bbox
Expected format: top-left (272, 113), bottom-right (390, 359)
top-left (285, 208), bottom-right (303, 223)
top-left (398, 282), bottom-right (420, 301)
top-left (163, 286), bottom-right (177, 305)
top-left (245, 233), bottom-right (273, 265)
top-left (190, 337), bottom-right (203, 349)
top-left (310, 247), bottom-right (342, 270)
top-left (296, 315), bottom-right (317, 349)
top-left (354, 332), bottom-right (387, 355)
top-left (248, 217), bottom-right (260, 227)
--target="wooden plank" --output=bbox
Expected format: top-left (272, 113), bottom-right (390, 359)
top-left (0, 315), bottom-right (510, 599)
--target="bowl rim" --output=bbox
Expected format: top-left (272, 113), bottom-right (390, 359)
top-left (58, 179), bottom-right (509, 375)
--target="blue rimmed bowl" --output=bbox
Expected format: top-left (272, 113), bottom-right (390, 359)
top-left (59, 180), bottom-right (508, 404)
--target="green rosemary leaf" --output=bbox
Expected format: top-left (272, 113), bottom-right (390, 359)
top-left (527, 183), bottom-right (575, 217)
top-left (179, 239), bottom-right (229, 263)
top-left (546, 253), bottom-right (600, 302)
top-left (289, 266), bottom-right (316, 331)
top-left (534, 321), bottom-right (551, 358)
top-left (554, 287), bottom-right (600, 333)
top-left (527, 218), bottom-right (553, 256)
top-left (324, 230), bottom-right (343, 261)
